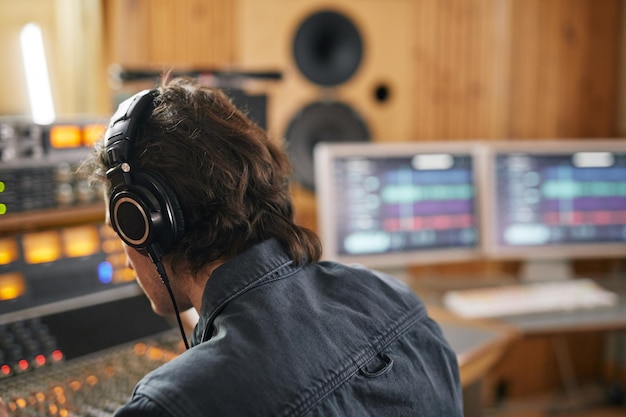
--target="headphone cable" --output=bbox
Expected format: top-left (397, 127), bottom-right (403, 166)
top-left (149, 249), bottom-right (190, 350)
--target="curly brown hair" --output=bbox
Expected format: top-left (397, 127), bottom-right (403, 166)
top-left (84, 76), bottom-right (321, 275)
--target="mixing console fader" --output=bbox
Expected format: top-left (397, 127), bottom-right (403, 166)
top-left (1, 331), bottom-right (182, 416)
top-left (0, 295), bottom-right (180, 416)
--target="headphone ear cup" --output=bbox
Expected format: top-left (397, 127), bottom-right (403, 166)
top-left (109, 171), bottom-right (184, 254)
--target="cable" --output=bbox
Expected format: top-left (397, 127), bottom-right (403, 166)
top-left (148, 247), bottom-right (190, 350)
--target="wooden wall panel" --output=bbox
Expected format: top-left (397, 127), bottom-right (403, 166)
top-left (410, 0), bottom-right (621, 141)
top-left (507, 0), bottom-right (620, 138)
top-left (105, 0), bottom-right (236, 69)
top-left (411, 0), bottom-right (512, 140)
top-left (104, 0), bottom-right (622, 139)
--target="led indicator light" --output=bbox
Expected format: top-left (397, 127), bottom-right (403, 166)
top-left (0, 181), bottom-right (4, 192)
top-left (98, 261), bottom-right (114, 284)
top-left (0, 239), bottom-right (19, 265)
top-left (83, 124), bottom-right (106, 146)
top-left (1, 364), bottom-right (10, 375)
top-left (62, 225), bottom-right (99, 258)
top-left (0, 272), bottom-right (26, 300)
top-left (22, 231), bottom-right (62, 264)
top-left (18, 359), bottom-right (29, 370)
top-left (51, 350), bottom-right (63, 362)
top-left (50, 125), bottom-right (81, 148)
top-left (35, 354), bottom-right (46, 366)
top-left (0, 204), bottom-right (6, 215)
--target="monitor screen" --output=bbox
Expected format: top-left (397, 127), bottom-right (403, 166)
top-left (314, 142), bottom-right (483, 270)
top-left (481, 140), bottom-right (626, 262)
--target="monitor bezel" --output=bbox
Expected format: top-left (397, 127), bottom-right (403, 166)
top-left (314, 141), bottom-right (485, 269)
top-left (479, 139), bottom-right (626, 261)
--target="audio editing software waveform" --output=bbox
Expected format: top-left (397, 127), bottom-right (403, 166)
top-left (333, 154), bottom-right (477, 256)
top-left (495, 151), bottom-right (626, 247)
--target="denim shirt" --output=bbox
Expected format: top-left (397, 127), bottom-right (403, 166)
top-left (115, 238), bottom-right (463, 416)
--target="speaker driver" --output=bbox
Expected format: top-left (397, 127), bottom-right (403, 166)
top-left (293, 10), bottom-right (363, 87)
top-left (285, 101), bottom-right (370, 190)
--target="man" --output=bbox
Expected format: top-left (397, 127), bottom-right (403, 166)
top-left (0, 76), bottom-right (463, 416)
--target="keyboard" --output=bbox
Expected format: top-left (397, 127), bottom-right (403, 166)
top-left (443, 278), bottom-right (619, 319)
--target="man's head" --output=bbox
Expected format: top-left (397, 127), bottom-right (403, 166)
top-left (86, 76), bottom-right (321, 276)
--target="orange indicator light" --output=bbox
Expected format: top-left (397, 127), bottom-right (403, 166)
top-left (0, 238), bottom-right (19, 265)
top-left (83, 124), bottom-right (106, 146)
top-left (22, 231), bottom-right (62, 264)
top-left (50, 125), bottom-right (82, 148)
top-left (62, 225), bottom-right (99, 257)
top-left (0, 272), bottom-right (26, 301)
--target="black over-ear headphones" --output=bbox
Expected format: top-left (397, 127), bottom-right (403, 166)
top-left (103, 89), bottom-right (185, 261)
top-left (104, 89), bottom-right (190, 349)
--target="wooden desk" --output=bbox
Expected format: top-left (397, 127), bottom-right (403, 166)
top-left (425, 306), bottom-right (518, 417)
top-left (404, 276), bottom-right (519, 387)
top-left (429, 306), bottom-right (519, 387)
top-left (421, 276), bottom-right (626, 413)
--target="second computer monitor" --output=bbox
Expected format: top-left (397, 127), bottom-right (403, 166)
top-left (481, 140), bottom-right (626, 279)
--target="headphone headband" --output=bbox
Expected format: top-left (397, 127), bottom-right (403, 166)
top-left (104, 89), bottom-right (184, 258)
top-left (105, 89), bottom-right (158, 174)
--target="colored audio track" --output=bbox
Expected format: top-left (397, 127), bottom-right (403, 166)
top-left (495, 152), bottom-right (626, 247)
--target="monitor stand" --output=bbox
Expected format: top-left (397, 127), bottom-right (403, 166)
top-left (519, 259), bottom-right (574, 282)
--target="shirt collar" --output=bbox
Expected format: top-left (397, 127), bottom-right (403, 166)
top-left (191, 238), bottom-right (296, 345)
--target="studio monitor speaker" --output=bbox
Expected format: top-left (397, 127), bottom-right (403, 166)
top-left (236, 0), bottom-right (415, 190)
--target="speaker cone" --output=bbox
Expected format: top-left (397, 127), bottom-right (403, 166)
top-left (285, 101), bottom-right (370, 190)
top-left (293, 10), bottom-right (363, 86)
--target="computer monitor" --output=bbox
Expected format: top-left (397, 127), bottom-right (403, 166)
top-left (314, 141), bottom-right (483, 275)
top-left (480, 140), bottom-right (626, 281)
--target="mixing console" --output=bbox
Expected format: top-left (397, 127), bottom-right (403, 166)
top-left (0, 290), bottom-right (178, 416)
top-left (0, 330), bottom-right (183, 416)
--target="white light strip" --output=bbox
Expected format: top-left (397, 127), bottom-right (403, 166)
top-left (20, 23), bottom-right (55, 124)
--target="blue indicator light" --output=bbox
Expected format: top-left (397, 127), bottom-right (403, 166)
top-left (98, 261), bottom-right (113, 284)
